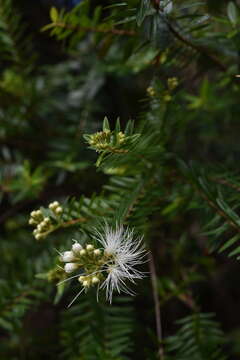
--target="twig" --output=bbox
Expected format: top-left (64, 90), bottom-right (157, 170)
top-left (38, 216), bottom-right (88, 239)
top-left (149, 251), bottom-right (164, 359)
top-left (197, 188), bottom-right (240, 233)
top-left (167, 22), bottom-right (227, 72)
top-left (54, 22), bottom-right (136, 36)
top-left (54, 18), bottom-right (227, 72)
top-left (62, 217), bottom-right (87, 227)
top-left (211, 177), bottom-right (240, 192)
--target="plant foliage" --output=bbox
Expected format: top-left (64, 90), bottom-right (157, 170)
top-left (1, 0), bottom-right (240, 359)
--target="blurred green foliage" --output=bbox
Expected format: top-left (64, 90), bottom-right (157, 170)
top-left (2, 0), bottom-right (240, 359)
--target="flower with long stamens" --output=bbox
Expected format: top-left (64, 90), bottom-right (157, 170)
top-left (58, 225), bottom-right (147, 306)
top-left (94, 224), bottom-right (147, 302)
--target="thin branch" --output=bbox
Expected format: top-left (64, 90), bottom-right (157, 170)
top-left (37, 216), bottom-right (88, 239)
top-left (62, 217), bottom-right (87, 227)
top-left (54, 18), bottom-right (227, 72)
top-left (197, 188), bottom-right (240, 233)
top-left (167, 22), bottom-right (227, 72)
top-left (54, 22), bottom-right (136, 36)
top-left (211, 177), bottom-right (240, 192)
top-left (149, 251), bottom-right (164, 359)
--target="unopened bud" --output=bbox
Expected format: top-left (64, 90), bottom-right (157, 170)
top-left (64, 263), bottom-right (78, 273)
top-left (55, 206), bottom-right (63, 214)
top-left (94, 249), bottom-right (101, 256)
top-left (92, 276), bottom-right (100, 284)
top-left (72, 242), bottom-right (82, 253)
top-left (37, 223), bottom-right (43, 231)
top-left (62, 251), bottom-right (75, 262)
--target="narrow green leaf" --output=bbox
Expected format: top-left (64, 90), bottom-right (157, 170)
top-left (227, 2), bottom-right (238, 26)
top-left (50, 7), bottom-right (59, 23)
top-left (103, 116), bottom-right (110, 131)
top-left (115, 118), bottom-right (121, 133)
top-left (229, 245), bottom-right (240, 257)
top-left (219, 234), bottom-right (240, 253)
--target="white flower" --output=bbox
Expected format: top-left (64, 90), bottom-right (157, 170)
top-left (57, 224), bottom-right (147, 306)
top-left (94, 224), bottom-right (147, 303)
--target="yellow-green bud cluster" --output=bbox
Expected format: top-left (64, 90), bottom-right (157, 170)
top-left (88, 130), bottom-right (126, 151)
top-left (163, 93), bottom-right (172, 102)
top-left (147, 77), bottom-right (178, 102)
top-left (167, 77), bottom-right (179, 91)
top-left (89, 130), bottom-right (111, 150)
top-left (78, 274), bottom-right (100, 287)
top-left (147, 86), bottom-right (156, 97)
top-left (117, 131), bottom-right (125, 145)
top-left (60, 241), bottom-right (106, 289)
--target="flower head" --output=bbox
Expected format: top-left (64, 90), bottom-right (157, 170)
top-left (94, 224), bottom-right (146, 302)
top-left (58, 225), bottom-right (147, 306)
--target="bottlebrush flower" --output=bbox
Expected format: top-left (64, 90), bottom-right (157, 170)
top-left (58, 225), bottom-right (147, 306)
top-left (94, 224), bottom-right (147, 302)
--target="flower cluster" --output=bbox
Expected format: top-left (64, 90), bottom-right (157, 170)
top-left (86, 130), bottom-right (126, 152)
top-left (147, 77), bottom-right (179, 103)
top-left (29, 201), bottom-right (63, 240)
top-left (59, 225), bottom-right (146, 306)
top-left (167, 77), bottom-right (179, 91)
top-left (147, 86), bottom-right (156, 97)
